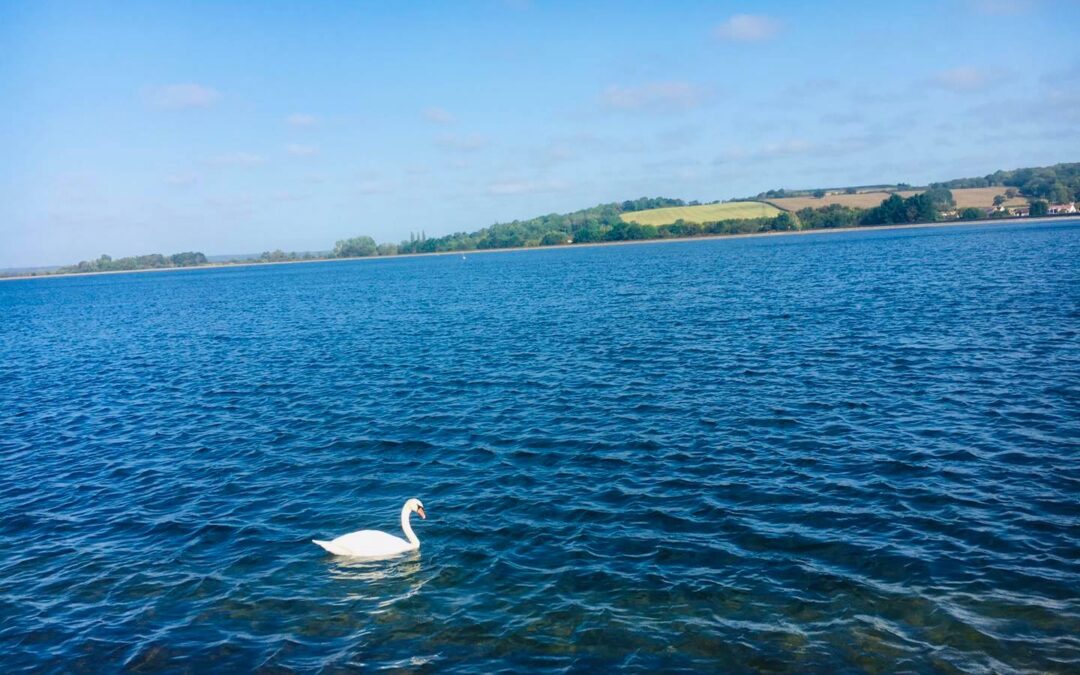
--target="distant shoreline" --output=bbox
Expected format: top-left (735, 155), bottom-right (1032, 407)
top-left (2, 215), bottom-right (1076, 282)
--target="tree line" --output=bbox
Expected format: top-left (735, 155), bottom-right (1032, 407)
top-left (28, 162), bottom-right (1077, 277)
top-left (332, 190), bottom-right (978, 259)
top-left (41, 188), bottom-right (1041, 275)
top-left (57, 252), bottom-right (208, 274)
top-left (932, 162), bottom-right (1080, 204)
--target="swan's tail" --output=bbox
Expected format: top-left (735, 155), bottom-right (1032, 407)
top-left (312, 539), bottom-right (346, 555)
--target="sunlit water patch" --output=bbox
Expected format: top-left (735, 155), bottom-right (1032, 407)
top-left (1, 220), bottom-right (1079, 671)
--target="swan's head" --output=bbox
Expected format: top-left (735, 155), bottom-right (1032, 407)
top-left (406, 498), bottom-right (426, 520)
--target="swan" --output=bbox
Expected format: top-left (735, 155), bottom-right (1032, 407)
top-left (313, 498), bottom-right (426, 558)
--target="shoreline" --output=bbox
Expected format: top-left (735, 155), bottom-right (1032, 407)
top-left (2, 214), bottom-right (1076, 282)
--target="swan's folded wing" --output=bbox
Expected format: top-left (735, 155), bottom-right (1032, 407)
top-left (316, 529), bottom-right (412, 557)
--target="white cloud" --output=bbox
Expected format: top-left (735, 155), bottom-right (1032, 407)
top-left (144, 83), bottom-right (220, 109)
top-left (286, 113), bottom-right (319, 127)
top-left (286, 143), bottom-right (319, 157)
top-left (714, 14), bottom-right (781, 42)
top-left (207, 152), bottom-right (266, 167)
top-left (434, 133), bottom-right (489, 152)
top-left (423, 107), bottom-right (455, 124)
top-left (486, 179), bottom-right (568, 196)
top-left (600, 81), bottom-right (707, 112)
top-left (930, 66), bottom-right (992, 92)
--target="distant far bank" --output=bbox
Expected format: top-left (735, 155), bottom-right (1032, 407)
top-left (6, 161), bottom-right (1078, 279)
top-left (3, 214), bottom-right (1076, 282)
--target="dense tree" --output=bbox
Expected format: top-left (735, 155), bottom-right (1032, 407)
top-left (59, 251), bottom-right (210, 274)
top-left (795, 204), bottom-right (861, 229)
top-left (620, 197), bottom-right (685, 212)
top-left (774, 212), bottom-right (800, 230)
top-left (933, 163), bottom-right (1080, 203)
top-left (333, 236), bottom-right (378, 258)
top-left (541, 231), bottom-right (571, 246)
top-left (1029, 200), bottom-right (1049, 217)
top-left (1050, 183), bottom-right (1073, 204)
top-left (859, 189), bottom-right (953, 226)
top-left (961, 207), bottom-right (982, 220)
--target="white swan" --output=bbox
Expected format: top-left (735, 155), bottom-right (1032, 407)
top-left (313, 498), bottom-right (426, 558)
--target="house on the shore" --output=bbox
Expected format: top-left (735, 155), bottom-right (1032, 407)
top-left (986, 205), bottom-right (1030, 217)
top-left (1048, 202), bottom-right (1077, 214)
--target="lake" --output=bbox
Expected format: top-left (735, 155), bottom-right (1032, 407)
top-left (1, 220), bottom-right (1078, 672)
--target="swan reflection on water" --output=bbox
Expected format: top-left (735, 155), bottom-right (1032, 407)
top-left (328, 552), bottom-right (429, 607)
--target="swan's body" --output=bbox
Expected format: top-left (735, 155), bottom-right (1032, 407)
top-left (313, 498), bottom-right (426, 558)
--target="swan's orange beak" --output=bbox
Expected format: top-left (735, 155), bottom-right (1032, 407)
top-left (417, 506), bottom-right (426, 520)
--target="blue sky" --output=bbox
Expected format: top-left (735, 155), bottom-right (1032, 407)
top-left (2, 0), bottom-right (1078, 267)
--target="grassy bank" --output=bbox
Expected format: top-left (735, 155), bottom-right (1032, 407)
top-left (4, 215), bottom-right (1075, 282)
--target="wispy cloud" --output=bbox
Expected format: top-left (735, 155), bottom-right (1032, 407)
top-left (207, 152), bottom-right (266, 167)
top-left (537, 141), bottom-right (577, 165)
top-left (423, 107), bottom-right (455, 124)
top-left (286, 113), bottom-right (319, 127)
top-left (1041, 61), bottom-right (1080, 85)
top-left (969, 89), bottom-right (1080, 127)
top-left (285, 143), bottom-right (319, 157)
top-left (434, 133), bottom-right (489, 152)
top-left (780, 78), bottom-right (840, 98)
top-left (716, 133), bottom-right (891, 165)
top-left (719, 139), bottom-right (815, 163)
top-left (486, 178), bottom-right (568, 196)
top-left (656, 125), bottom-right (702, 148)
top-left (271, 191), bottom-right (310, 203)
top-left (714, 14), bottom-right (781, 42)
top-left (205, 194), bottom-right (254, 218)
top-left (929, 66), bottom-right (993, 92)
top-left (144, 83), bottom-right (219, 109)
top-left (165, 172), bottom-right (199, 187)
top-left (969, 0), bottom-right (1035, 15)
top-left (600, 81), bottom-right (708, 112)
top-left (356, 179), bottom-right (394, 195)
top-left (820, 111), bottom-right (866, 126)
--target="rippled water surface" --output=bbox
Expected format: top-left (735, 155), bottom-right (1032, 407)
top-left (2, 221), bottom-right (1079, 672)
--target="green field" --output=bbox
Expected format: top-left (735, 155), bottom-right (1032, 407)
top-left (620, 201), bottom-right (782, 226)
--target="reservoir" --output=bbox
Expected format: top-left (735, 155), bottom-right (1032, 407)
top-left (1, 220), bottom-right (1077, 671)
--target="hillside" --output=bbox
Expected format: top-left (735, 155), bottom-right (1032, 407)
top-left (766, 187), bottom-right (1029, 212)
top-left (619, 202), bottom-right (781, 226)
top-left (14, 161), bottom-right (1078, 279)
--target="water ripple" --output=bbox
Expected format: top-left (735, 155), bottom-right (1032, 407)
top-left (1, 220), bottom-right (1078, 671)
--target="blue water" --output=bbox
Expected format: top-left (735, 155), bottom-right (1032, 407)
top-left (2, 221), bottom-right (1079, 672)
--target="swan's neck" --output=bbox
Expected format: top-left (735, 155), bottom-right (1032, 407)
top-left (400, 505), bottom-right (419, 548)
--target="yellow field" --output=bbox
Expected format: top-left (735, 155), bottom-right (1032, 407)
top-left (767, 187), bottom-right (1028, 212)
top-left (947, 188), bottom-right (1028, 209)
top-left (620, 201), bottom-right (781, 226)
top-left (766, 191), bottom-right (917, 211)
